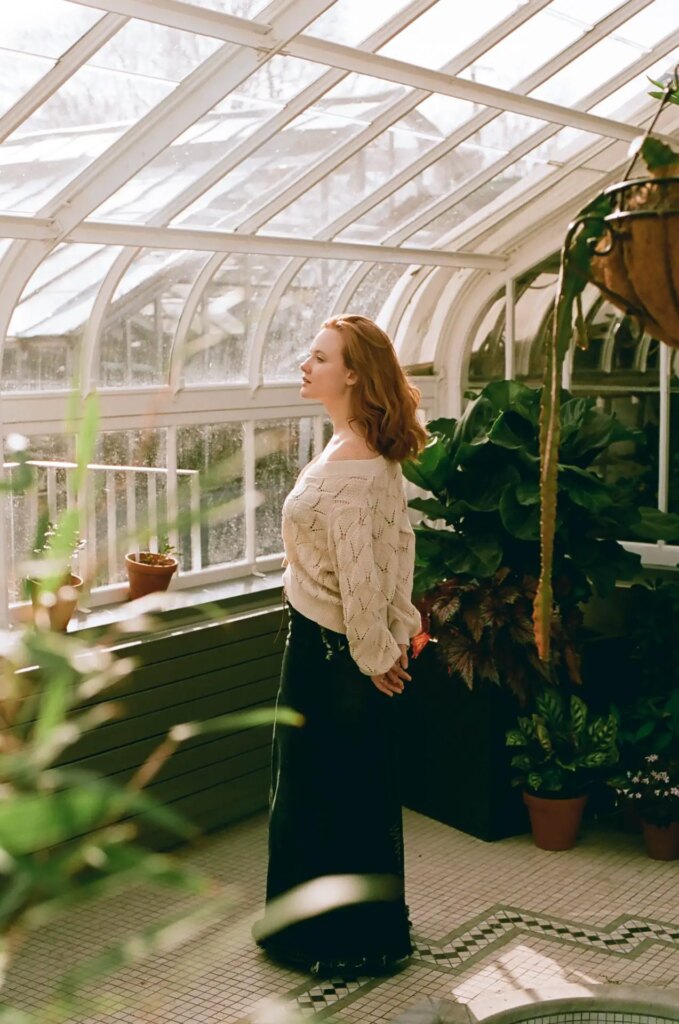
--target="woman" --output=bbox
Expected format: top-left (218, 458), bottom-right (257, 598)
top-left (254, 314), bottom-right (428, 977)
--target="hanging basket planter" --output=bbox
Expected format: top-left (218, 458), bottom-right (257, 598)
top-left (588, 176), bottom-right (679, 349)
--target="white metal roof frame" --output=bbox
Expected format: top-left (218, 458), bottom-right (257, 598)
top-left (0, 0), bottom-right (677, 401)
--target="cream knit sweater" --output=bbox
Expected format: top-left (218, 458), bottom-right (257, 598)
top-left (281, 454), bottom-right (422, 677)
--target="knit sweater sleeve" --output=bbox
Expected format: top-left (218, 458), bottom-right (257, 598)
top-left (329, 503), bottom-right (402, 677)
top-left (387, 505), bottom-right (423, 646)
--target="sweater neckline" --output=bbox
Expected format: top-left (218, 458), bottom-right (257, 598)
top-left (303, 455), bottom-right (389, 477)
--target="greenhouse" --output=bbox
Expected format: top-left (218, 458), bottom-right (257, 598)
top-left (1, 1), bottom-right (678, 1022)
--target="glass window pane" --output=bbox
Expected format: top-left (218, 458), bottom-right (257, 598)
top-left (1, 20), bottom-right (222, 214)
top-left (183, 254), bottom-right (288, 384)
top-left (174, 73), bottom-right (411, 232)
top-left (262, 260), bottom-right (360, 380)
top-left (348, 264), bottom-right (406, 322)
top-left (606, 0), bottom-right (679, 49)
top-left (92, 429), bottom-right (169, 587)
top-left (337, 110), bottom-right (547, 244)
top-left (514, 272), bottom-right (558, 382)
top-left (3, 244), bottom-right (124, 393)
top-left (589, 48), bottom-right (679, 118)
top-left (455, 4), bottom-right (600, 91)
top-left (2, 1), bottom-right (103, 59)
top-left (98, 250), bottom-right (208, 388)
top-left (378, 1), bottom-right (530, 71)
top-left (6, 432), bottom-right (75, 604)
top-left (0, 53), bottom-right (55, 120)
top-left (307, 0), bottom-right (422, 46)
top-left (468, 290), bottom-right (505, 384)
top-left (530, 35), bottom-right (647, 107)
top-left (255, 418), bottom-right (314, 558)
top-left (571, 300), bottom-right (666, 513)
top-left (188, 0), bottom-right (269, 13)
top-left (261, 99), bottom-right (458, 237)
top-left (94, 57), bottom-right (326, 224)
top-left (408, 128), bottom-right (600, 248)
top-left (177, 423), bottom-right (245, 569)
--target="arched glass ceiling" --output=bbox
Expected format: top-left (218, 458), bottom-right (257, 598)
top-left (1, 0), bottom-right (678, 391)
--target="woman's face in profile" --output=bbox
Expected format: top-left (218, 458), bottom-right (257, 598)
top-left (299, 327), bottom-right (355, 402)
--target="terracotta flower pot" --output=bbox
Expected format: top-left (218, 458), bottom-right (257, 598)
top-left (523, 791), bottom-right (588, 851)
top-left (29, 573), bottom-right (83, 631)
top-left (641, 819), bottom-right (679, 861)
top-left (125, 553), bottom-right (178, 600)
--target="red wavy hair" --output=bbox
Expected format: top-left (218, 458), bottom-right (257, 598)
top-left (323, 314), bottom-right (428, 462)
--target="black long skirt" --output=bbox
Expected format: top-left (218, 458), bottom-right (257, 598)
top-left (254, 601), bottom-right (412, 976)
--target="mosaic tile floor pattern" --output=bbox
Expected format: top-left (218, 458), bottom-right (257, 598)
top-left (4, 811), bottom-right (679, 1023)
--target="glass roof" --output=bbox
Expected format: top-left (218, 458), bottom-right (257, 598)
top-left (0, 0), bottom-right (678, 393)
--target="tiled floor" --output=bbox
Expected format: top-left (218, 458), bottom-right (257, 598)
top-left (4, 810), bottom-right (679, 1023)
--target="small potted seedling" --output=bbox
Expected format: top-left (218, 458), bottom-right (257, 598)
top-left (125, 536), bottom-right (178, 600)
top-left (26, 518), bottom-right (87, 631)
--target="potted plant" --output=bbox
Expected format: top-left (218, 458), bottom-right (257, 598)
top-left (25, 517), bottom-right (87, 631)
top-left (399, 380), bottom-right (653, 839)
top-left (535, 69), bottom-right (679, 661)
top-left (506, 685), bottom-right (619, 850)
top-left (610, 754), bottom-right (679, 860)
top-left (125, 538), bottom-right (178, 600)
top-left (403, 379), bottom-right (674, 697)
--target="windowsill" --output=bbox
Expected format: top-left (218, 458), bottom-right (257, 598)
top-left (15, 570), bottom-right (286, 646)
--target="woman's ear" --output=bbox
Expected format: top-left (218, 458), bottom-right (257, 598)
top-left (345, 368), bottom-right (358, 387)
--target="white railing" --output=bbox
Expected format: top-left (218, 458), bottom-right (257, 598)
top-left (4, 459), bottom-right (203, 605)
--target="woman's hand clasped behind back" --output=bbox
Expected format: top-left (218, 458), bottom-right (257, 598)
top-left (370, 644), bottom-right (411, 697)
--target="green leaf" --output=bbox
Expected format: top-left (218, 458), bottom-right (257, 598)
top-left (403, 435), bottom-right (450, 494)
top-left (0, 787), bottom-right (113, 855)
top-left (581, 751), bottom-right (609, 767)
top-left (408, 497), bottom-right (453, 521)
top-left (488, 412), bottom-right (537, 453)
top-left (536, 686), bottom-right (565, 729)
top-left (535, 719), bottom-right (552, 753)
top-left (630, 507), bottom-right (679, 543)
top-left (33, 668), bottom-right (73, 746)
top-left (0, 776), bottom-right (194, 856)
top-left (499, 487), bottom-right (540, 540)
top-left (456, 463), bottom-right (520, 512)
top-left (640, 136), bottom-right (679, 171)
top-left (171, 706), bottom-right (302, 740)
top-left (72, 394), bottom-right (99, 492)
top-left (515, 479), bottom-right (540, 506)
top-left (413, 524), bottom-right (503, 580)
top-left (570, 695), bottom-right (587, 739)
top-left (505, 730), bottom-right (525, 747)
top-left (559, 400), bottom-right (631, 462)
top-left (559, 466), bottom-right (611, 512)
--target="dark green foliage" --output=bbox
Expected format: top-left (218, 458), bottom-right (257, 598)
top-left (506, 686), bottom-right (619, 796)
top-left (403, 381), bottom-right (679, 702)
top-left (403, 380), bottom-right (661, 607)
top-left (612, 581), bottom-right (679, 778)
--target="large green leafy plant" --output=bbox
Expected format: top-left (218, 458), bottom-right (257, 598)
top-left (403, 380), bottom-right (675, 700)
top-left (506, 686), bottom-right (619, 797)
